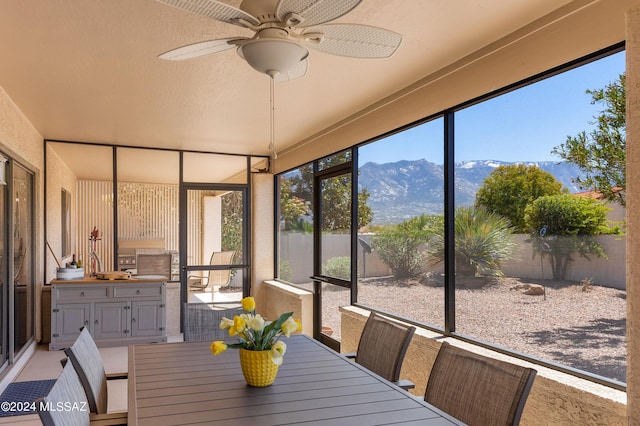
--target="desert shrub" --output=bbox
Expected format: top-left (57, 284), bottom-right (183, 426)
top-left (429, 206), bottom-right (517, 277)
top-left (524, 194), bottom-right (611, 280)
top-left (372, 215), bottom-right (439, 279)
top-left (321, 256), bottom-right (352, 280)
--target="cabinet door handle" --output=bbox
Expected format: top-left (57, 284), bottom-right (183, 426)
top-left (84, 320), bottom-right (89, 325)
top-left (131, 318), bottom-right (136, 323)
top-left (80, 292), bottom-right (85, 297)
top-left (95, 320), bottom-right (99, 325)
top-left (136, 290), bottom-right (141, 295)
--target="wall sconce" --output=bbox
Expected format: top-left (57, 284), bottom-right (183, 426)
top-left (0, 154), bottom-right (7, 185)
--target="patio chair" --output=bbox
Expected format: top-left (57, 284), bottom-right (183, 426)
top-left (63, 327), bottom-right (128, 423)
top-left (188, 250), bottom-right (236, 292)
top-left (424, 341), bottom-right (537, 426)
top-left (183, 302), bottom-right (244, 341)
top-left (37, 360), bottom-right (91, 426)
top-left (136, 253), bottom-right (172, 278)
top-left (346, 312), bottom-right (416, 390)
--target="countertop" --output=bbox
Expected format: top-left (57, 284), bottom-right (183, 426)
top-left (51, 275), bottom-right (168, 285)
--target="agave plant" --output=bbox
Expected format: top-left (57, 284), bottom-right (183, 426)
top-left (428, 206), bottom-right (517, 277)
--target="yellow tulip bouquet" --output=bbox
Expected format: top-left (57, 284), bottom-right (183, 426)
top-left (210, 296), bottom-right (302, 366)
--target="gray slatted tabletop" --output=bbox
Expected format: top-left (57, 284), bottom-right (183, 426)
top-left (128, 334), bottom-right (464, 425)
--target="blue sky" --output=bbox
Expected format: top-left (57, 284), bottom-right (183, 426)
top-left (358, 50), bottom-right (625, 165)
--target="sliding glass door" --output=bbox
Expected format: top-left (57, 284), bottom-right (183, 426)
top-left (13, 163), bottom-right (34, 355)
top-left (0, 154), bottom-right (35, 374)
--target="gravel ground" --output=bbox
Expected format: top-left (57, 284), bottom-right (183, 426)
top-left (321, 274), bottom-right (627, 383)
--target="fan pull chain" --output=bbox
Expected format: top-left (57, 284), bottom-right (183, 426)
top-left (269, 76), bottom-right (278, 160)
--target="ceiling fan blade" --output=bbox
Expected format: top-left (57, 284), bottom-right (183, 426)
top-left (302, 24), bottom-right (401, 58)
top-left (273, 58), bottom-right (308, 82)
top-left (156, 0), bottom-right (260, 27)
top-left (276, 0), bottom-right (362, 28)
top-left (159, 38), bottom-right (246, 61)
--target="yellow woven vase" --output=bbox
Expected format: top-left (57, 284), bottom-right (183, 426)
top-left (239, 348), bottom-right (280, 387)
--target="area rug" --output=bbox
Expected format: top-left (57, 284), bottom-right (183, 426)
top-left (0, 379), bottom-right (56, 417)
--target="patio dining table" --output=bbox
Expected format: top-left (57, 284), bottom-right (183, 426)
top-left (128, 334), bottom-right (464, 425)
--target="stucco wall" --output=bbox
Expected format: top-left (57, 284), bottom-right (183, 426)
top-left (251, 173), bottom-right (274, 307)
top-left (281, 232), bottom-right (626, 289)
top-left (259, 281), bottom-right (313, 337)
top-left (44, 144), bottom-right (77, 283)
top-left (340, 306), bottom-right (626, 425)
top-left (502, 235), bottom-right (626, 290)
top-left (279, 232), bottom-right (391, 283)
top-left (625, 4), bottom-right (640, 422)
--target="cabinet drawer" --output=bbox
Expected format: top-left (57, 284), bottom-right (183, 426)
top-left (114, 286), bottom-right (162, 298)
top-left (56, 287), bottom-right (109, 301)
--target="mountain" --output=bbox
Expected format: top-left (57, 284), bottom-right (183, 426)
top-left (358, 159), bottom-right (582, 225)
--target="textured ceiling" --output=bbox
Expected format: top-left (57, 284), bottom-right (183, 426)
top-left (1, 0), bottom-right (576, 159)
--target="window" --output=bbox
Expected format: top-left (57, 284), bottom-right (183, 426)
top-left (117, 148), bottom-right (179, 279)
top-left (356, 118), bottom-right (445, 330)
top-left (454, 50), bottom-right (626, 384)
top-left (46, 142), bottom-right (260, 331)
top-left (277, 164), bottom-right (313, 290)
top-left (275, 45), bottom-right (626, 388)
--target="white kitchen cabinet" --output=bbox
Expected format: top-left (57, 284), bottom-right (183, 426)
top-left (50, 279), bottom-right (166, 350)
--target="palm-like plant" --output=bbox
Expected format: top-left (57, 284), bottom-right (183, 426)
top-left (429, 206), bottom-right (517, 277)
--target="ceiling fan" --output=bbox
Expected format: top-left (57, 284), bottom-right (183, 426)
top-left (156, 0), bottom-right (403, 82)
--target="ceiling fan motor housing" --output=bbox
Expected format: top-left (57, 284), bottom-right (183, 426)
top-left (237, 28), bottom-right (309, 76)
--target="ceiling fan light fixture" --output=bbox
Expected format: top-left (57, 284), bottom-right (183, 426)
top-left (238, 38), bottom-right (309, 77)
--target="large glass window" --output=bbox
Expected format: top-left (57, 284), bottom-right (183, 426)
top-left (454, 50), bottom-right (626, 383)
top-left (117, 148), bottom-right (179, 279)
top-left (275, 46), bottom-right (626, 388)
top-left (46, 142), bottom-right (258, 341)
top-left (277, 165), bottom-right (313, 289)
top-left (356, 118), bottom-right (445, 329)
top-left (47, 142), bottom-right (113, 279)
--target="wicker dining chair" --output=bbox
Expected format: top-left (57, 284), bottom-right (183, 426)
top-left (183, 302), bottom-right (244, 342)
top-left (347, 312), bottom-right (416, 390)
top-left (425, 341), bottom-right (537, 426)
top-left (63, 327), bottom-right (128, 423)
top-left (37, 361), bottom-right (91, 426)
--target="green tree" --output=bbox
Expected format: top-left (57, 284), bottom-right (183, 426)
top-left (279, 177), bottom-right (309, 231)
top-left (221, 191), bottom-right (243, 262)
top-left (288, 153), bottom-right (373, 231)
top-left (552, 73), bottom-right (626, 206)
top-left (475, 164), bottom-right (564, 232)
top-left (429, 206), bottom-right (517, 277)
top-left (372, 214), bottom-right (440, 279)
top-left (523, 194), bottom-right (611, 280)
